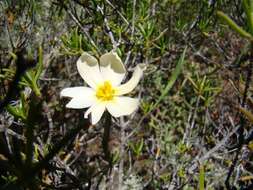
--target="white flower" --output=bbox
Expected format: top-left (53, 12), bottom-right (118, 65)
top-left (60, 51), bottom-right (145, 125)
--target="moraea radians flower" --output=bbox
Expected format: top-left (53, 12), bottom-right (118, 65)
top-left (60, 51), bottom-right (145, 125)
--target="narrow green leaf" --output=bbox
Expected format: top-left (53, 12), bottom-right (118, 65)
top-left (243, 0), bottom-right (250, 20)
top-left (238, 106), bottom-right (253, 123)
top-left (35, 46), bottom-right (43, 81)
top-left (217, 11), bottom-right (253, 41)
top-left (6, 105), bottom-right (19, 117)
top-left (137, 139), bottom-right (144, 153)
top-left (243, 0), bottom-right (250, 10)
top-left (249, 0), bottom-right (253, 34)
top-left (9, 52), bottom-right (17, 60)
top-left (243, 0), bottom-right (253, 34)
top-left (199, 165), bottom-right (205, 190)
top-left (151, 47), bottom-right (187, 111)
top-left (6, 105), bottom-right (26, 121)
top-left (23, 71), bottom-right (34, 85)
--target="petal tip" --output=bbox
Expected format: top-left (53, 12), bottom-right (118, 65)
top-left (78, 52), bottom-right (98, 67)
top-left (60, 88), bottom-right (68, 97)
top-left (138, 63), bottom-right (147, 71)
top-left (100, 51), bottom-right (126, 74)
top-left (84, 110), bottom-right (90, 119)
top-left (65, 101), bottom-right (73, 108)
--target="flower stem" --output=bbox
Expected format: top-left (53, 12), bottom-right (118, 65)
top-left (102, 111), bottom-right (112, 165)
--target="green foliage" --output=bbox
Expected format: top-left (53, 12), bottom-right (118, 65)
top-left (199, 165), bottom-right (205, 190)
top-left (61, 27), bottom-right (86, 55)
top-left (187, 73), bottom-right (221, 107)
top-left (151, 47), bottom-right (187, 111)
top-left (1, 173), bottom-right (18, 190)
top-left (129, 138), bottom-right (144, 157)
top-left (217, 0), bottom-right (253, 40)
top-left (20, 47), bottom-right (43, 97)
top-left (217, 11), bottom-right (253, 40)
top-left (7, 93), bottom-right (28, 121)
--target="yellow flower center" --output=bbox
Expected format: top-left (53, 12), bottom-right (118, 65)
top-left (96, 81), bottom-right (115, 101)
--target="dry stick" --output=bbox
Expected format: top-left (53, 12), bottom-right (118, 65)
top-left (105, 0), bottom-right (129, 25)
top-left (5, 18), bottom-right (15, 51)
top-left (43, 102), bottom-right (53, 145)
top-left (124, 0), bottom-right (136, 68)
top-left (4, 130), bottom-right (13, 157)
top-left (225, 62), bottom-right (252, 189)
top-left (118, 118), bottom-right (124, 190)
top-left (118, 117), bottom-right (129, 190)
top-left (183, 95), bottom-right (201, 146)
top-left (131, 0), bottom-right (136, 39)
top-left (63, 3), bottom-right (100, 53)
top-left (97, 5), bottom-right (118, 51)
top-left (188, 125), bottom-right (240, 173)
top-left (177, 120), bottom-right (239, 190)
top-left (32, 120), bottom-right (89, 173)
top-left (183, 107), bottom-right (193, 144)
top-left (4, 128), bottom-right (25, 141)
top-left (118, 1), bottom-right (137, 188)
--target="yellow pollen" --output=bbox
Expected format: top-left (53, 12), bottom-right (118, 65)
top-left (96, 81), bottom-right (115, 101)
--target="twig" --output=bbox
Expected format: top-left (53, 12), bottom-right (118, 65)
top-left (225, 62), bottom-right (252, 189)
top-left (104, 0), bottom-right (129, 25)
top-left (188, 125), bottom-right (240, 173)
top-left (97, 5), bottom-right (118, 51)
top-left (131, 0), bottom-right (136, 39)
top-left (43, 102), bottom-right (53, 145)
top-left (58, 1), bottom-right (100, 53)
top-left (32, 119), bottom-right (89, 173)
top-left (124, 0), bottom-right (136, 67)
top-left (118, 117), bottom-right (128, 189)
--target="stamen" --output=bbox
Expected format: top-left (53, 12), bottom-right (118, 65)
top-left (96, 81), bottom-right (115, 101)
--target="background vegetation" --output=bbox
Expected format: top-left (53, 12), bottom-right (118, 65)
top-left (0, 0), bottom-right (253, 189)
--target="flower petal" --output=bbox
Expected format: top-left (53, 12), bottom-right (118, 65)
top-left (77, 52), bottom-right (104, 89)
top-left (60, 87), bottom-right (96, 109)
top-left (106, 97), bottom-right (139, 117)
top-left (99, 52), bottom-right (126, 86)
top-left (60, 87), bottom-right (94, 98)
top-left (84, 102), bottom-right (106, 124)
top-left (115, 64), bottom-right (146, 95)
